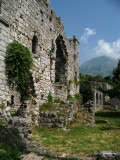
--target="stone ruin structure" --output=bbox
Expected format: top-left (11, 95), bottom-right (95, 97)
top-left (0, 0), bottom-right (79, 124)
top-left (90, 81), bottom-right (113, 111)
top-left (1, 1), bottom-right (120, 159)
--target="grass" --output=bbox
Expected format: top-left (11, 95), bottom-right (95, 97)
top-left (54, 98), bottom-right (63, 103)
top-left (40, 102), bottom-right (55, 111)
top-left (32, 110), bottom-right (120, 156)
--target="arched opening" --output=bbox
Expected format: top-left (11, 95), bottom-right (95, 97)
top-left (68, 81), bottom-right (71, 94)
top-left (32, 35), bottom-right (38, 54)
top-left (50, 54), bottom-right (53, 81)
top-left (74, 71), bottom-right (77, 88)
top-left (96, 93), bottom-right (98, 104)
top-left (11, 95), bottom-right (14, 105)
top-left (100, 94), bottom-right (102, 105)
top-left (55, 35), bottom-right (68, 84)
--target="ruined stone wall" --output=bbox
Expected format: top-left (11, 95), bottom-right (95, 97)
top-left (68, 38), bottom-right (79, 96)
top-left (90, 81), bottom-right (113, 91)
top-left (0, 0), bottom-right (79, 121)
top-left (93, 89), bottom-right (103, 111)
top-left (90, 81), bottom-right (113, 111)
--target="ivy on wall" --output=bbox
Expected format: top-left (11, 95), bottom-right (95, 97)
top-left (5, 40), bottom-right (33, 101)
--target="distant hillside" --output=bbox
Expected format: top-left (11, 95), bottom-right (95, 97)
top-left (80, 56), bottom-right (118, 77)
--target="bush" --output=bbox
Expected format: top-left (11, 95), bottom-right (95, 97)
top-left (0, 142), bottom-right (21, 160)
top-left (67, 94), bottom-right (74, 101)
top-left (5, 40), bottom-right (33, 101)
top-left (74, 93), bottom-right (83, 104)
top-left (80, 80), bottom-right (93, 104)
top-left (47, 93), bottom-right (53, 103)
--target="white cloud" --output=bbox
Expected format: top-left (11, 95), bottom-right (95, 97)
top-left (80, 28), bottom-right (96, 43)
top-left (94, 39), bottom-right (120, 59)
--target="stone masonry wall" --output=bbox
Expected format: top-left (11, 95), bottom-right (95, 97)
top-left (90, 81), bottom-right (113, 111)
top-left (0, 0), bottom-right (79, 122)
top-left (39, 101), bottom-right (79, 129)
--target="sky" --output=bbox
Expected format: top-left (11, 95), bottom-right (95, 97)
top-left (49, 0), bottom-right (120, 66)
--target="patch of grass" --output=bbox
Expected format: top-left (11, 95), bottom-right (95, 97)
top-left (54, 98), bottom-right (63, 103)
top-left (32, 110), bottom-right (120, 156)
top-left (39, 102), bottom-right (55, 111)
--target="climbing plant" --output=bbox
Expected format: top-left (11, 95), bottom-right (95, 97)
top-left (5, 40), bottom-right (33, 101)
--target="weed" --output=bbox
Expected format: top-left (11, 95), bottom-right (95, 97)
top-left (54, 98), bottom-right (62, 103)
top-left (47, 93), bottom-right (53, 103)
top-left (74, 93), bottom-right (83, 104)
top-left (10, 111), bottom-right (16, 117)
top-left (36, 75), bottom-right (40, 83)
top-left (0, 103), bottom-right (5, 109)
top-left (40, 102), bottom-right (55, 111)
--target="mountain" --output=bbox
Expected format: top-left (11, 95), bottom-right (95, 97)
top-left (80, 56), bottom-right (118, 77)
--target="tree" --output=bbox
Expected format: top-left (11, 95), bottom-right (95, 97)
top-left (112, 60), bottom-right (120, 99)
top-left (112, 60), bottom-right (120, 84)
top-left (80, 80), bottom-right (93, 104)
top-left (104, 76), bottom-right (112, 84)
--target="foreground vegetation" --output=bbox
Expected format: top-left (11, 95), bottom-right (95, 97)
top-left (32, 110), bottom-right (120, 156)
top-left (0, 143), bottom-right (21, 160)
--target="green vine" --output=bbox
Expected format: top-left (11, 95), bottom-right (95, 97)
top-left (5, 40), bottom-right (33, 101)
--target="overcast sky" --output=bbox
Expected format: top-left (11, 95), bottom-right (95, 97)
top-left (49, 0), bottom-right (120, 66)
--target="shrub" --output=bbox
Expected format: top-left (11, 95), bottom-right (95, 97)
top-left (0, 142), bottom-right (21, 160)
top-left (5, 40), bottom-right (33, 101)
top-left (74, 93), bottom-right (83, 104)
top-left (47, 93), bottom-right (53, 103)
top-left (67, 94), bottom-right (74, 101)
top-left (80, 80), bottom-right (93, 104)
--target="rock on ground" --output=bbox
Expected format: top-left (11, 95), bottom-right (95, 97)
top-left (95, 151), bottom-right (120, 160)
top-left (22, 153), bottom-right (44, 160)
